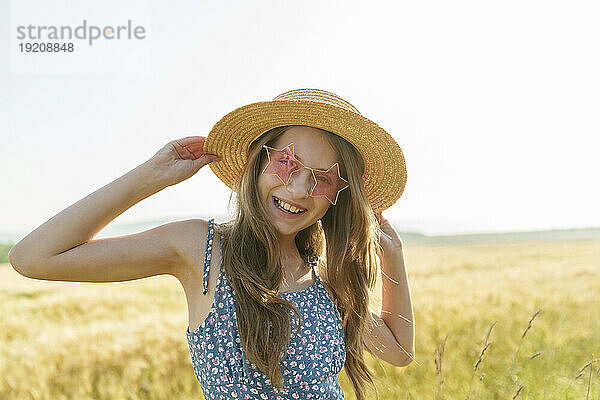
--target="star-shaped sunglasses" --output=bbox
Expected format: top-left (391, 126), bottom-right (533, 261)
top-left (262, 143), bottom-right (350, 205)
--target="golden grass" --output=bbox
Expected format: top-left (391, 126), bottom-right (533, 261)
top-left (1, 239), bottom-right (599, 399)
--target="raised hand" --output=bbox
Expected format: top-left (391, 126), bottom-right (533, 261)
top-left (147, 136), bottom-right (221, 187)
top-left (374, 211), bottom-right (404, 258)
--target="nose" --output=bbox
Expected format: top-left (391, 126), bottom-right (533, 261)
top-left (285, 168), bottom-right (315, 198)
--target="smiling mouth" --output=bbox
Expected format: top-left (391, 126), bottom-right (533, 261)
top-left (272, 196), bottom-right (307, 215)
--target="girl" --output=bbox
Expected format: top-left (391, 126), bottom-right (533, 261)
top-left (9, 88), bottom-right (415, 400)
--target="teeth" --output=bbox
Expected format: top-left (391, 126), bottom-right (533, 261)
top-left (284, 203), bottom-right (297, 213)
top-left (275, 198), bottom-right (304, 214)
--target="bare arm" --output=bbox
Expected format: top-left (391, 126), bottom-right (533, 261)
top-left (365, 212), bottom-right (415, 367)
top-left (7, 136), bottom-right (220, 282)
top-left (8, 161), bottom-right (171, 278)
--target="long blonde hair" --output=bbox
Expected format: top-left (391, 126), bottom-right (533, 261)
top-left (218, 125), bottom-right (383, 400)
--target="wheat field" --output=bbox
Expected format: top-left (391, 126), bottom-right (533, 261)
top-left (1, 239), bottom-right (599, 399)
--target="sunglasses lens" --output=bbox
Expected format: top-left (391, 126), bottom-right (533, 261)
top-left (263, 145), bottom-right (304, 184)
top-left (263, 144), bottom-right (349, 205)
top-left (311, 167), bottom-right (348, 205)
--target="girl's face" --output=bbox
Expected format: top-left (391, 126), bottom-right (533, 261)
top-left (258, 126), bottom-right (341, 236)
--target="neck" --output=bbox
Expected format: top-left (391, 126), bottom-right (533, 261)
top-left (277, 232), bottom-right (313, 283)
top-left (278, 232), bottom-right (302, 263)
top-left (279, 251), bottom-right (311, 283)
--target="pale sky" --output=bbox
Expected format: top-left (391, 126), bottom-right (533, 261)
top-left (1, 0), bottom-right (599, 238)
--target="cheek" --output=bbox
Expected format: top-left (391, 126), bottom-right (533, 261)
top-left (258, 173), bottom-right (279, 199)
top-left (314, 199), bottom-right (331, 217)
top-left (257, 175), bottom-right (268, 197)
top-left (258, 172), bottom-right (274, 187)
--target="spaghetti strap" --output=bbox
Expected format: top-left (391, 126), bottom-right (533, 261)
top-left (219, 228), bottom-right (224, 274)
top-left (308, 254), bottom-right (319, 277)
top-left (202, 218), bottom-right (215, 295)
top-left (218, 224), bottom-right (223, 269)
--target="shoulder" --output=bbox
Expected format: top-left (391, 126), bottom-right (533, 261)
top-left (166, 218), bottom-right (220, 283)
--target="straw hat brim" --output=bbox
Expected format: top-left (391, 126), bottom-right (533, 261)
top-left (204, 99), bottom-right (407, 212)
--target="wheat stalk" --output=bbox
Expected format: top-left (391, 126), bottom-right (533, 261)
top-left (465, 320), bottom-right (497, 400)
top-left (433, 334), bottom-right (448, 400)
top-left (501, 308), bottom-right (543, 399)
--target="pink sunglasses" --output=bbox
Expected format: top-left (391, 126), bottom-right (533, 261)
top-left (262, 143), bottom-right (350, 205)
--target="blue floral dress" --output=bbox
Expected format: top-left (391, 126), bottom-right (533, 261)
top-left (186, 218), bottom-right (347, 399)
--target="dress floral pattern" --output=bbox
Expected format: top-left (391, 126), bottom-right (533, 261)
top-left (186, 218), bottom-right (347, 399)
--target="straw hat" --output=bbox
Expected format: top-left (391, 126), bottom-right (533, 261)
top-left (204, 88), bottom-right (407, 212)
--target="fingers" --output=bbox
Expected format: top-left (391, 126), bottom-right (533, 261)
top-left (189, 150), bottom-right (220, 160)
top-left (206, 154), bottom-right (222, 162)
top-left (184, 143), bottom-right (206, 157)
top-left (192, 154), bottom-right (221, 170)
top-left (175, 136), bottom-right (206, 147)
top-left (180, 136), bottom-right (220, 160)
